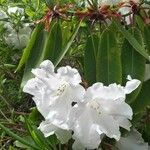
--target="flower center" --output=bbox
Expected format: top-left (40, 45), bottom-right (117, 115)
top-left (87, 100), bottom-right (101, 114)
top-left (56, 82), bottom-right (68, 96)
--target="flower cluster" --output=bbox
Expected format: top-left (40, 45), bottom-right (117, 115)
top-left (23, 60), bottom-right (141, 150)
top-left (0, 7), bottom-right (32, 49)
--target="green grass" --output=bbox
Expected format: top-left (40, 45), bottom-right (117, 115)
top-left (0, 39), bottom-right (31, 149)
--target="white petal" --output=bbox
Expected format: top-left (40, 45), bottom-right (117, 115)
top-left (38, 120), bottom-right (71, 144)
top-left (31, 60), bottom-right (55, 80)
top-left (72, 140), bottom-right (85, 150)
top-left (100, 0), bottom-right (121, 5)
top-left (124, 78), bottom-right (141, 94)
top-left (71, 105), bottom-right (102, 149)
top-left (85, 83), bottom-right (126, 101)
top-left (114, 116), bottom-right (132, 131)
top-left (71, 84), bottom-right (85, 103)
top-left (55, 128), bottom-right (72, 144)
top-left (95, 114), bottom-right (121, 141)
top-left (8, 7), bottom-right (24, 15)
top-left (116, 129), bottom-right (149, 150)
top-left (39, 60), bottom-right (54, 74)
top-left (23, 78), bottom-right (40, 96)
top-left (0, 10), bottom-right (8, 19)
top-left (57, 66), bottom-right (82, 85)
top-left (99, 99), bottom-right (133, 120)
top-left (45, 85), bottom-right (83, 130)
top-left (19, 26), bottom-right (32, 35)
top-left (38, 121), bottom-right (57, 137)
top-left (31, 68), bottom-right (61, 91)
top-left (23, 77), bottom-right (55, 118)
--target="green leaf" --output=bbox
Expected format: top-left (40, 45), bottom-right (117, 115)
top-left (28, 107), bottom-right (40, 124)
top-left (143, 121), bottom-right (150, 144)
top-left (16, 24), bottom-right (43, 72)
top-left (54, 21), bottom-right (81, 67)
top-left (21, 28), bottom-right (48, 88)
top-left (122, 28), bottom-right (146, 103)
top-left (135, 16), bottom-right (144, 32)
top-left (25, 118), bottom-right (55, 150)
top-left (45, 0), bottom-right (54, 7)
top-left (0, 123), bottom-right (40, 150)
top-left (132, 79), bottom-right (150, 113)
top-left (15, 136), bottom-right (36, 150)
top-left (96, 29), bottom-right (122, 85)
top-left (84, 34), bottom-right (98, 85)
top-left (44, 21), bottom-right (62, 63)
top-left (144, 25), bottom-right (150, 55)
top-left (114, 20), bottom-right (149, 60)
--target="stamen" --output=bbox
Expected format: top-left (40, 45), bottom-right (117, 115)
top-left (56, 82), bottom-right (68, 96)
top-left (87, 100), bottom-right (101, 114)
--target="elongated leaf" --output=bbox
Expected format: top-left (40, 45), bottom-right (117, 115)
top-left (143, 121), bottom-right (150, 144)
top-left (122, 28), bottom-right (146, 103)
top-left (144, 25), bottom-right (150, 55)
top-left (114, 20), bottom-right (149, 60)
top-left (16, 24), bottom-right (43, 71)
top-left (132, 79), bottom-right (150, 113)
top-left (0, 123), bottom-right (40, 150)
top-left (44, 21), bottom-right (62, 62)
top-left (25, 118), bottom-right (55, 150)
top-left (84, 34), bottom-right (98, 85)
top-left (21, 28), bottom-right (48, 88)
top-left (135, 16), bottom-right (144, 32)
top-left (15, 136), bottom-right (37, 150)
top-left (96, 29), bottom-right (122, 85)
top-left (54, 21), bottom-right (81, 67)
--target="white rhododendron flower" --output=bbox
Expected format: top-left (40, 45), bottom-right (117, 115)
top-left (99, 0), bottom-right (122, 6)
top-left (23, 60), bottom-right (85, 130)
top-left (85, 0), bottom-right (139, 7)
top-left (119, 6), bottom-right (133, 25)
top-left (70, 77), bottom-right (140, 149)
top-left (23, 60), bottom-right (141, 149)
top-left (5, 24), bottom-right (32, 49)
top-left (116, 129), bottom-right (149, 150)
top-left (7, 6), bottom-right (24, 15)
top-left (0, 10), bottom-right (8, 19)
top-left (118, 0), bottom-right (140, 25)
top-left (0, 7), bottom-right (31, 49)
top-left (84, 0), bottom-right (121, 7)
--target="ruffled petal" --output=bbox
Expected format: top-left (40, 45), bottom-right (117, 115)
top-left (46, 84), bottom-right (85, 130)
top-left (114, 116), bottom-right (132, 131)
top-left (85, 83), bottom-right (126, 101)
top-left (23, 77), bottom-right (54, 118)
top-left (39, 60), bottom-right (55, 74)
top-left (124, 76), bottom-right (141, 94)
top-left (71, 85), bottom-right (85, 103)
top-left (72, 107), bottom-right (102, 149)
top-left (57, 66), bottom-right (82, 85)
top-left (99, 99), bottom-right (133, 120)
top-left (95, 114), bottom-right (121, 141)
